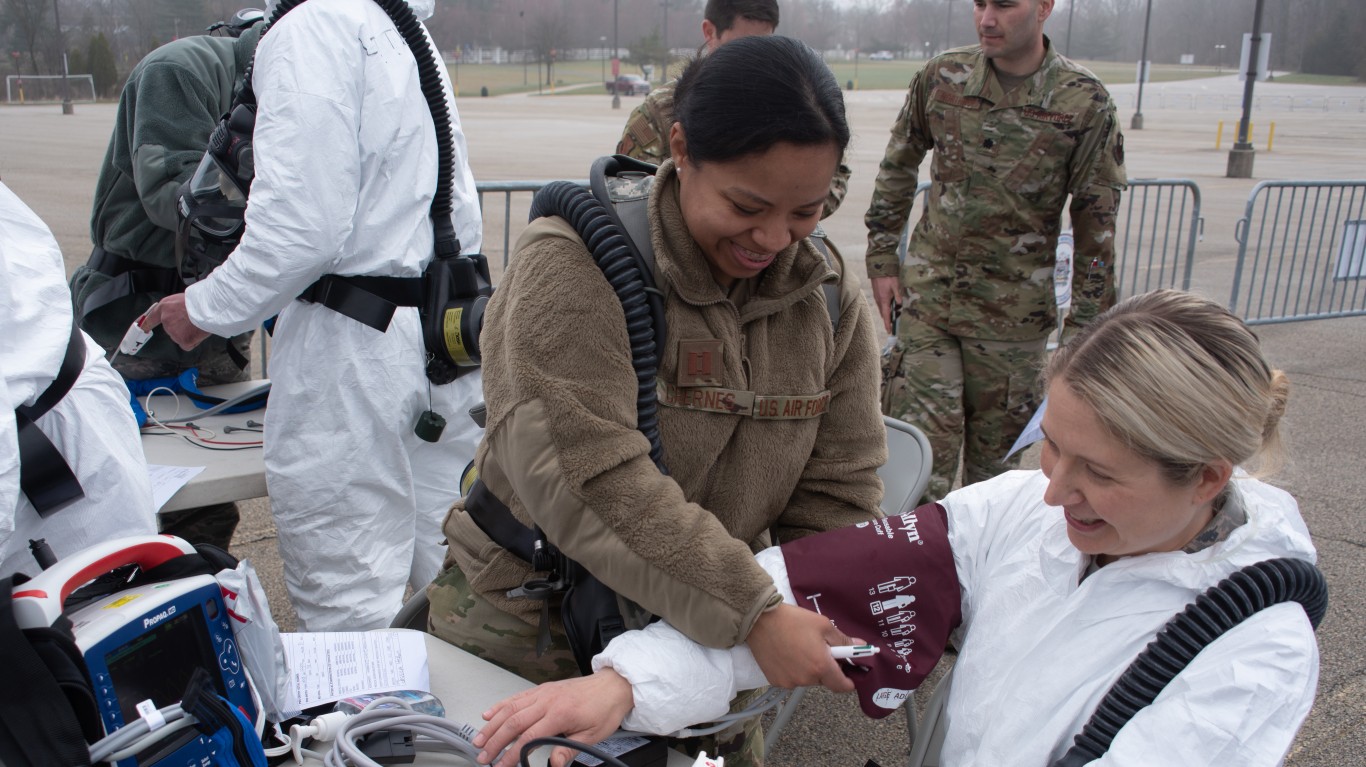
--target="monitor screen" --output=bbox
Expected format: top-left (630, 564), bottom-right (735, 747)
top-left (104, 600), bottom-right (228, 724)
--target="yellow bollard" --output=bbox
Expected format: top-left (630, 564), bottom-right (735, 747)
top-left (1215, 120), bottom-right (1223, 150)
top-left (1268, 122), bottom-right (1276, 152)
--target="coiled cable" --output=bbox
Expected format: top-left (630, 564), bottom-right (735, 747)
top-left (1051, 557), bottom-right (1328, 767)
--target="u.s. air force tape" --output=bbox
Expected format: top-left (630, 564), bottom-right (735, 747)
top-left (656, 381), bottom-right (831, 419)
top-left (780, 503), bottom-right (961, 718)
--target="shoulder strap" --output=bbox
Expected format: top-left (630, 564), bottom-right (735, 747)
top-left (0, 576), bottom-right (96, 766)
top-left (809, 225), bottom-right (842, 336)
top-left (15, 320), bottom-right (86, 516)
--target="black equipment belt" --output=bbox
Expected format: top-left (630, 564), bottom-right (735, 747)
top-left (79, 246), bottom-right (184, 321)
top-left (15, 320), bottom-right (87, 516)
top-left (298, 274), bottom-right (424, 332)
top-left (465, 480), bottom-right (541, 565)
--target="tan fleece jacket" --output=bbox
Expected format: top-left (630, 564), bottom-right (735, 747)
top-left (442, 160), bottom-right (886, 649)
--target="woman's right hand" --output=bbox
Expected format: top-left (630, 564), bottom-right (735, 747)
top-left (746, 603), bottom-right (856, 693)
top-left (474, 670), bottom-right (635, 767)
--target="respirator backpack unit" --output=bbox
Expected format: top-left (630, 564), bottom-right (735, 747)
top-left (0, 536), bottom-right (260, 767)
top-left (461, 155), bottom-right (845, 675)
top-left (175, 0), bottom-right (492, 397)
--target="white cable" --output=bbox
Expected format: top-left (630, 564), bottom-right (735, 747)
top-left (668, 686), bottom-right (790, 738)
top-left (88, 704), bottom-right (188, 762)
top-left (320, 696), bottom-right (484, 767)
top-left (104, 717), bottom-right (197, 762)
top-left (141, 384), bottom-right (183, 428)
top-left (159, 382), bottom-right (271, 423)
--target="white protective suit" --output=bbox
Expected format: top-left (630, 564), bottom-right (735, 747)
top-left (594, 470), bottom-right (1320, 765)
top-left (183, 0), bottom-right (484, 630)
top-left (0, 183), bottom-right (157, 579)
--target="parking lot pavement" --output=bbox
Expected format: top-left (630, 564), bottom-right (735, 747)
top-left (2, 73), bottom-right (1363, 765)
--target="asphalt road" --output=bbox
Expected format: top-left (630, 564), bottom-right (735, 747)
top-left (2, 72), bottom-right (1363, 766)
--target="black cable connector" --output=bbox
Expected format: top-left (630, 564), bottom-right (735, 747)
top-left (359, 730), bottom-right (417, 764)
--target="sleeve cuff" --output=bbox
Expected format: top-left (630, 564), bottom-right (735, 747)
top-left (866, 255), bottom-right (901, 279)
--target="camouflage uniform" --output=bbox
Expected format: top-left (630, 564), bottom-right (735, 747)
top-left (867, 39), bottom-right (1126, 502)
top-left (617, 81), bottom-right (853, 220)
top-left (68, 29), bottom-right (263, 549)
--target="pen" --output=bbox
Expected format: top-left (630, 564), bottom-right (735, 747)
top-left (830, 644), bottom-right (880, 660)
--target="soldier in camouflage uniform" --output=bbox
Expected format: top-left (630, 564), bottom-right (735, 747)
top-left (68, 19), bottom-right (267, 549)
top-left (616, 0), bottom-right (852, 219)
top-left (866, 0), bottom-right (1126, 503)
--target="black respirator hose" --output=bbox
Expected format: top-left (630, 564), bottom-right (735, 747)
top-left (1051, 557), bottom-right (1328, 767)
top-left (529, 182), bottom-right (666, 470)
top-left (369, 0), bottom-right (458, 246)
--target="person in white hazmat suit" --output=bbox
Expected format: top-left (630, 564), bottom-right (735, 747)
top-left (470, 289), bottom-right (1319, 767)
top-left (0, 182), bottom-right (157, 579)
top-left (150, 0), bottom-right (484, 630)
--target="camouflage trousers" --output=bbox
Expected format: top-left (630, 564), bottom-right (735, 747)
top-left (882, 321), bottom-right (1046, 503)
top-left (111, 343), bottom-right (253, 385)
top-left (426, 563), bottom-right (768, 766)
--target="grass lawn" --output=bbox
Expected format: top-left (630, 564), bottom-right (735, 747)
top-left (446, 57), bottom-right (1364, 100)
top-left (1263, 73), bottom-right (1366, 86)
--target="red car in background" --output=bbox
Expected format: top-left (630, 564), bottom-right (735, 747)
top-left (606, 74), bottom-right (651, 96)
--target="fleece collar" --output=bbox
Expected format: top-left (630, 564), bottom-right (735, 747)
top-left (650, 159), bottom-right (838, 323)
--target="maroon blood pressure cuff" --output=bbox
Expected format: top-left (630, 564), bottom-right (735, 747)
top-left (780, 503), bottom-right (962, 718)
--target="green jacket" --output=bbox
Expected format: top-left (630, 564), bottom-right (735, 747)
top-left (71, 28), bottom-right (260, 368)
top-left (442, 160), bottom-right (885, 648)
top-left (865, 39), bottom-right (1127, 341)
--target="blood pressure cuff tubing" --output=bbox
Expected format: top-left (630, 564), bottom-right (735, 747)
top-left (780, 502), bottom-right (961, 718)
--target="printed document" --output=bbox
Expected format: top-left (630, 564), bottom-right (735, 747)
top-left (281, 630), bottom-right (431, 709)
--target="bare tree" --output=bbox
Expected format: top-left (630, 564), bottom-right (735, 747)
top-left (2, 0), bottom-right (53, 73)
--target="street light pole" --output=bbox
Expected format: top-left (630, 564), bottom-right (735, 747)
top-left (600, 36), bottom-right (607, 84)
top-left (661, 0), bottom-right (669, 84)
top-left (612, 0), bottom-right (621, 109)
top-left (1130, 0), bottom-right (1152, 130)
top-left (51, 0), bottom-right (72, 114)
top-left (521, 9), bottom-right (527, 86)
top-left (1215, 43), bottom-right (1226, 72)
top-left (943, 0), bottom-right (953, 54)
top-left (1227, 0), bottom-right (1267, 178)
top-left (1065, 0), bottom-right (1076, 58)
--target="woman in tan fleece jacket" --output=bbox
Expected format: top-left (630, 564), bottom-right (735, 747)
top-left (430, 36), bottom-right (886, 764)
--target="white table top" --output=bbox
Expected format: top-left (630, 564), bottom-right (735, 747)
top-left (138, 380), bottom-right (270, 513)
top-left (301, 631), bottom-right (693, 766)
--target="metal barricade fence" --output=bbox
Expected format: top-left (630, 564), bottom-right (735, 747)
top-left (477, 179), bottom-right (586, 268)
top-left (897, 180), bottom-right (1201, 303)
top-left (1115, 179), bottom-right (1202, 298)
top-left (1231, 180), bottom-right (1366, 325)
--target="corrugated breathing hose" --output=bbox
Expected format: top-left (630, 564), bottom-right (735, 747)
top-left (1051, 556), bottom-right (1328, 766)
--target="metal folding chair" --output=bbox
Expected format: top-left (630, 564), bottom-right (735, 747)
top-left (389, 588), bottom-right (431, 630)
top-left (905, 664), bottom-right (952, 767)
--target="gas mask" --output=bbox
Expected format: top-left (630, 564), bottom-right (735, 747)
top-left (176, 102), bottom-right (256, 284)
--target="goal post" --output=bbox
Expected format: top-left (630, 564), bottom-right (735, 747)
top-left (5, 74), bottom-right (97, 104)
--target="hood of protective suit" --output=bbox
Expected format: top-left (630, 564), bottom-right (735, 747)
top-left (265, 0), bottom-right (433, 21)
